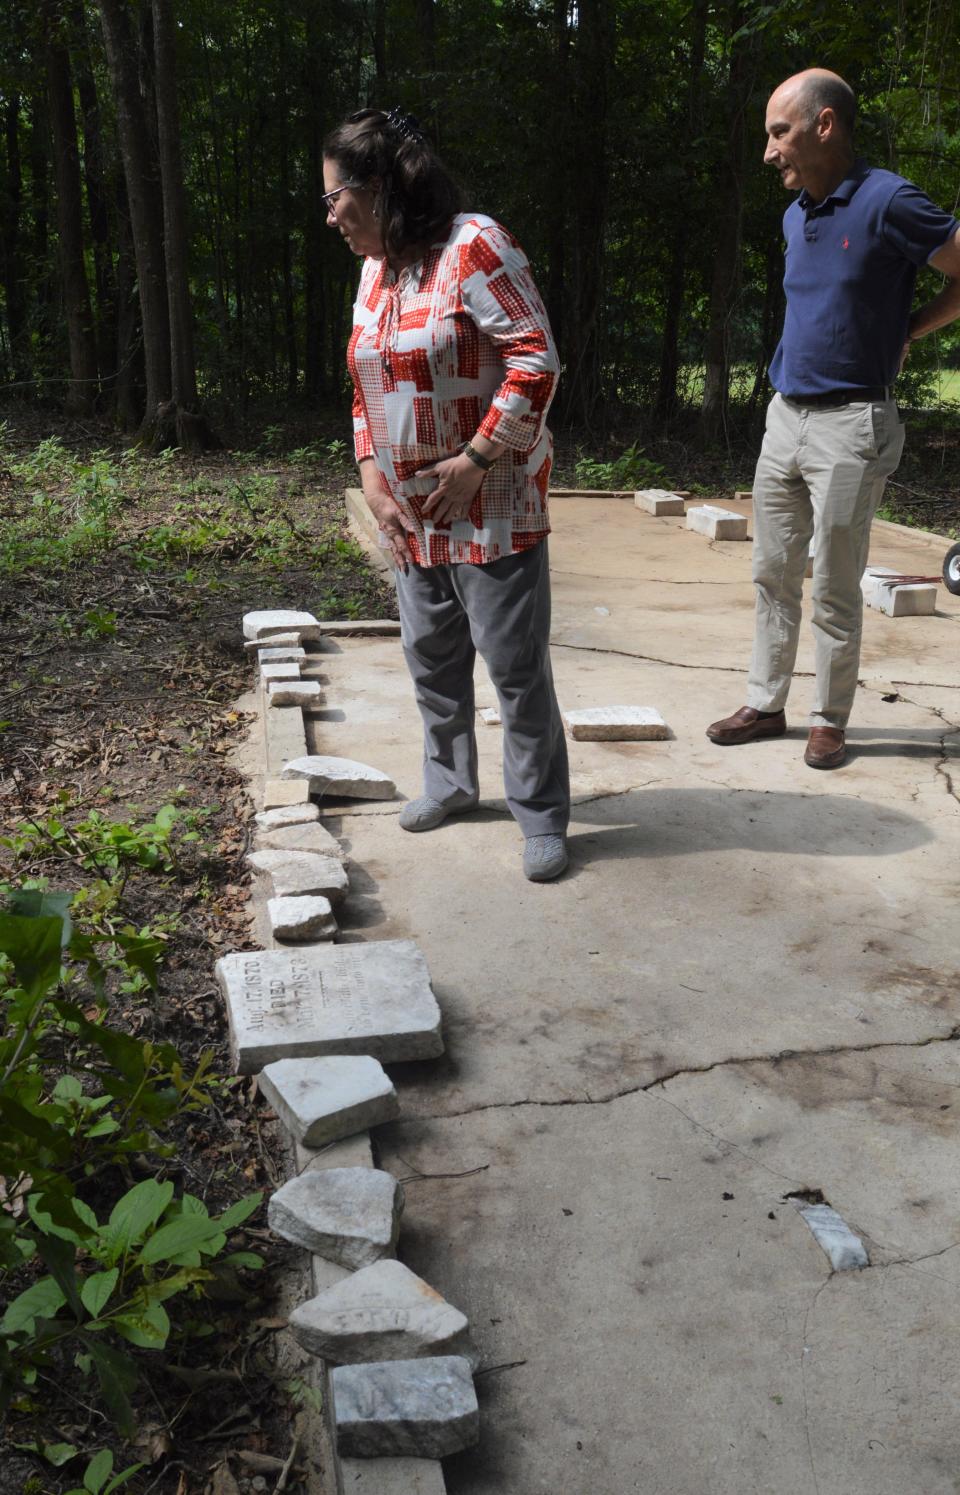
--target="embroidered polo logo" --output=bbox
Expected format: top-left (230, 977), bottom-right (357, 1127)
top-left (841, 236), bottom-right (850, 249)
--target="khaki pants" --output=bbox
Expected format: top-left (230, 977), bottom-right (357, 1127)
top-left (747, 392), bottom-right (905, 728)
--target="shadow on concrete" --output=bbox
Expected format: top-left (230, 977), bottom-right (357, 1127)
top-left (569, 787), bottom-right (933, 858)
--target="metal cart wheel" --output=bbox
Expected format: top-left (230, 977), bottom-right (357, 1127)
top-left (943, 542), bottom-right (960, 596)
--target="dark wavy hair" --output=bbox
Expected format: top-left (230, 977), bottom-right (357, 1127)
top-left (323, 109), bottom-right (463, 259)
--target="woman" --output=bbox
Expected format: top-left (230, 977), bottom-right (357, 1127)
top-left (323, 107), bottom-right (569, 882)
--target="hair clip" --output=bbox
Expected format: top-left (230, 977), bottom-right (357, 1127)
top-left (385, 106), bottom-right (425, 144)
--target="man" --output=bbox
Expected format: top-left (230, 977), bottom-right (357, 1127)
top-left (708, 68), bottom-right (960, 768)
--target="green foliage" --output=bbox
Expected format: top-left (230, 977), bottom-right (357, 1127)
top-left (574, 441), bottom-right (666, 491)
top-left (2, 797), bottom-right (211, 878)
top-left (0, 891), bottom-right (262, 1437)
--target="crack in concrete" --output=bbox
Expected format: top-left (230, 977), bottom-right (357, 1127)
top-left (551, 639), bottom-right (773, 674)
top-left (551, 569), bottom-right (741, 586)
top-left (799, 1277), bottom-right (830, 1495)
top-left (415, 1026), bottom-right (960, 1124)
top-left (861, 681), bottom-right (960, 808)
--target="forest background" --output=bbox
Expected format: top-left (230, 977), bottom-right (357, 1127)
top-left (2, 0), bottom-right (960, 456)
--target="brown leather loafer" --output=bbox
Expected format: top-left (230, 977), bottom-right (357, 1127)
top-left (706, 706), bottom-right (787, 745)
top-left (804, 726), bottom-right (846, 769)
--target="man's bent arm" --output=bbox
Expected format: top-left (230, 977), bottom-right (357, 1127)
top-left (907, 228), bottom-right (960, 342)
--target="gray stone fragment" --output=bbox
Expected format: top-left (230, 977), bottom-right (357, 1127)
top-left (246, 848), bottom-right (349, 904)
top-left (282, 755), bottom-right (396, 801)
top-left (261, 661), bottom-right (302, 683)
top-left (634, 489), bottom-right (685, 516)
top-left (794, 1201), bottom-right (869, 1271)
top-left (263, 1055), bottom-right (398, 1147)
top-left (332, 1356), bottom-right (479, 1459)
top-left (255, 803), bottom-right (321, 831)
top-left (269, 1167), bottom-right (403, 1269)
top-left (267, 894), bottom-right (337, 942)
top-left (290, 1259), bottom-right (473, 1365)
top-left (257, 820), bottom-right (345, 859)
top-left (317, 619), bottom-right (402, 637)
top-left (686, 505), bottom-right (749, 540)
top-left (269, 680), bottom-right (323, 706)
top-left (216, 940), bottom-right (443, 1072)
top-left (563, 706), bottom-right (669, 741)
top-left (258, 646), bottom-right (306, 663)
top-left (243, 609), bottom-right (322, 640)
top-left (262, 778), bottom-right (311, 810)
top-left (244, 631), bottom-right (302, 652)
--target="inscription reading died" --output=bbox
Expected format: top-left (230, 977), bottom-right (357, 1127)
top-left (240, 951), bottom-right (375, 1036)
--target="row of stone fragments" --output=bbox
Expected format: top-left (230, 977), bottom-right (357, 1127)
top-left (214, 610), bottom-right (479, 1468)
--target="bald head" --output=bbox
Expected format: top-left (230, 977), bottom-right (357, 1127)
top-left (774, 69), bottom-right (856, 138)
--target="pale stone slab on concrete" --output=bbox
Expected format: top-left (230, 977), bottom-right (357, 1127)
top-left (686, 505), bottom-right (749, 540)
top-left (269, 1166), bottom-right (403, 1268)
top-left (478, 707), bottom-right (501, 726)
top-left (244, 631), bottom-right (302, 652)
top-left (246, 849), bottom-right (349, 903)
top-left (283, 755), bottom-right (397, 800)
top-left (217, 940), bottom-right (443, 1072)
top-left (264, 1055), bottom-right (399, 1147)
top-left (243, 609), bottom-right (322, 640)
top-left (262, 777), bottom-right (311, 811)
top-left (318, 619), bottom-right (402, 637)
top-left (292, 1259), bottom-right (472, 1366)
top-left (634, 489), bottom-right (686, 516)
top-left (264, 705), bottom-right (308, 775)
top-left (793, 1201), bottom-right (869, 1271)
top-left (860, 565), bottom-right (899, 605)
top-left (733, 489), bottom-right (752, 501)
top-left (338, 1457), bottom-right (446, 1493)
top-left (268, 894), bottom-right (337, 942)
top-left (563, 706), bottom-right (669, 741)
top-left (255, 802), bottom-right (321, 831)
top-left (261, 661), bottom-right (302, 683)
top-left (269, 680), bottom-right (323, 706)
top-left (258, 820), bottom-right (344, 859)
top-left (296, 1132), bottom-right (376, 1175)
top-left (873, 580), bottom-right (937, 617)
top-left (332, 1356), bottom-right (478, 1459)
top-left (259, 646), bottom-right (306, 663)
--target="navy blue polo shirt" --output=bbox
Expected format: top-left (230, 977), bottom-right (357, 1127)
top-left (769, 160), bottom-right (958, 397)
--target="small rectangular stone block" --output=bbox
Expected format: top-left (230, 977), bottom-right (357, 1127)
top-left (261, 661), bottom-right (302, 683)
top-left (264, 704), bottom-right (308, 775)
top-left (733, 489), bottom-right (752, 501)
top-left (563, 706), bottom-right (669, 741)
top-left (268, 894), bottom-right (337, 942)
top-left (265, 1055), bottom-right (398, 1148)
top-left (259, 646), bottom-right (306, 663)
top-left (247, 848), bottom-right (349, 903)
top-left (216, 939), bottom-right (443, 1072)
top-left (873, 580), bottom-right (937, 617)
top-left (263, 778), bottom-right (311, 810)
top-left (255, 802), bottom-right (320, 831)
top-left (634, 489), bottom-right (685, 516)
top-left (332, 1356), bottom-right (479, 1459)
top-left (686, 505), bottom-right (748, 540)
top-left (257, 820), bottom-right (344, 859)
top-left (296, 1133), bottom-right (376, 1175)
top-left (317, 618), bottom-right (402, 637)
top-left (860, 566), bottom-right (899, 606)
top-left (243, 609), bottom-right (322, 640)
top-left (269, 1167), bottom-right (403, 1269)
top-left (283, 755), bottom-right (396, 800)
top-left (478, 707), bottom-right (501, 726)
top-left (269, 680), bottom-right (323, 706)
top-left (290, 1259), bottom-right (471, 1366)
top-left (245, 631), bottom-right (302, 652)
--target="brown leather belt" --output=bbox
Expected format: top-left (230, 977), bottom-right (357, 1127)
top-left (783, 386), bottom-right (891, 409)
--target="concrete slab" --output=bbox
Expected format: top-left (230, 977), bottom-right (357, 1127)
top-left (257, 492), bottom-right (960, 1493)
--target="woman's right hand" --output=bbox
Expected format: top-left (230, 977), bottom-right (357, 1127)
top-left (363, 480), bottom-right (416, 573)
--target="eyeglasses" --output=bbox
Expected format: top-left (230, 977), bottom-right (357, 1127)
top-left (321, 181), bottom-right (361, 215)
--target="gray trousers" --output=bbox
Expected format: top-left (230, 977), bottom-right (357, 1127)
top-left (747, 393), bottom-right (906, 728)
top-left (394, 540), bottom-right (570, 837)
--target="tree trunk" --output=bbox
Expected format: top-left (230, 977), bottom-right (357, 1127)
top-left (700, 11), bottom-right (754, 445)
top-left (1, 96), bottom-right (29, 388)
top-left (97, 0), bottom-right (171, 442)
top-left (152, 0), bottom-right (217, 448)
top-left (655, 0), bottom-right (708, 423)
top-left (562, 0), bottom-right (611, 429)
top-left (544, 0), bottom-right (569, 363)
top-left (45, 10), bottom-right (99, 414)
top-left (69, 0), bottom-right (116, 399)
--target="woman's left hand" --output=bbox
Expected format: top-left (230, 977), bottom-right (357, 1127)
top-left (417, 453), bottom-right (486, 525)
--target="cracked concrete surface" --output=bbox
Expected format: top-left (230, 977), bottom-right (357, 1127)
top-left (316, 495), bottom-right (960, 1493)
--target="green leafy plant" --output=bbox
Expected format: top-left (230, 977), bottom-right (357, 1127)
top-left (574, 440), bottom-right (665, 490)
top-left (0, 891), bottom-right (261, 1435)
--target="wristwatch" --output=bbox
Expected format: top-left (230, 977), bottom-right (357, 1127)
top-left (462, 441), bottom-right (495, 471)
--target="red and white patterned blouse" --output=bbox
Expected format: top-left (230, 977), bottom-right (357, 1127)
top-left (348, 213), bottom-right (560, 567)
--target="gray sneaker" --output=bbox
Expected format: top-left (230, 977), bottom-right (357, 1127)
top-left (399, 796), bottom-right (477, 832)
top-left (523, 833), bottom-right (568, 882)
